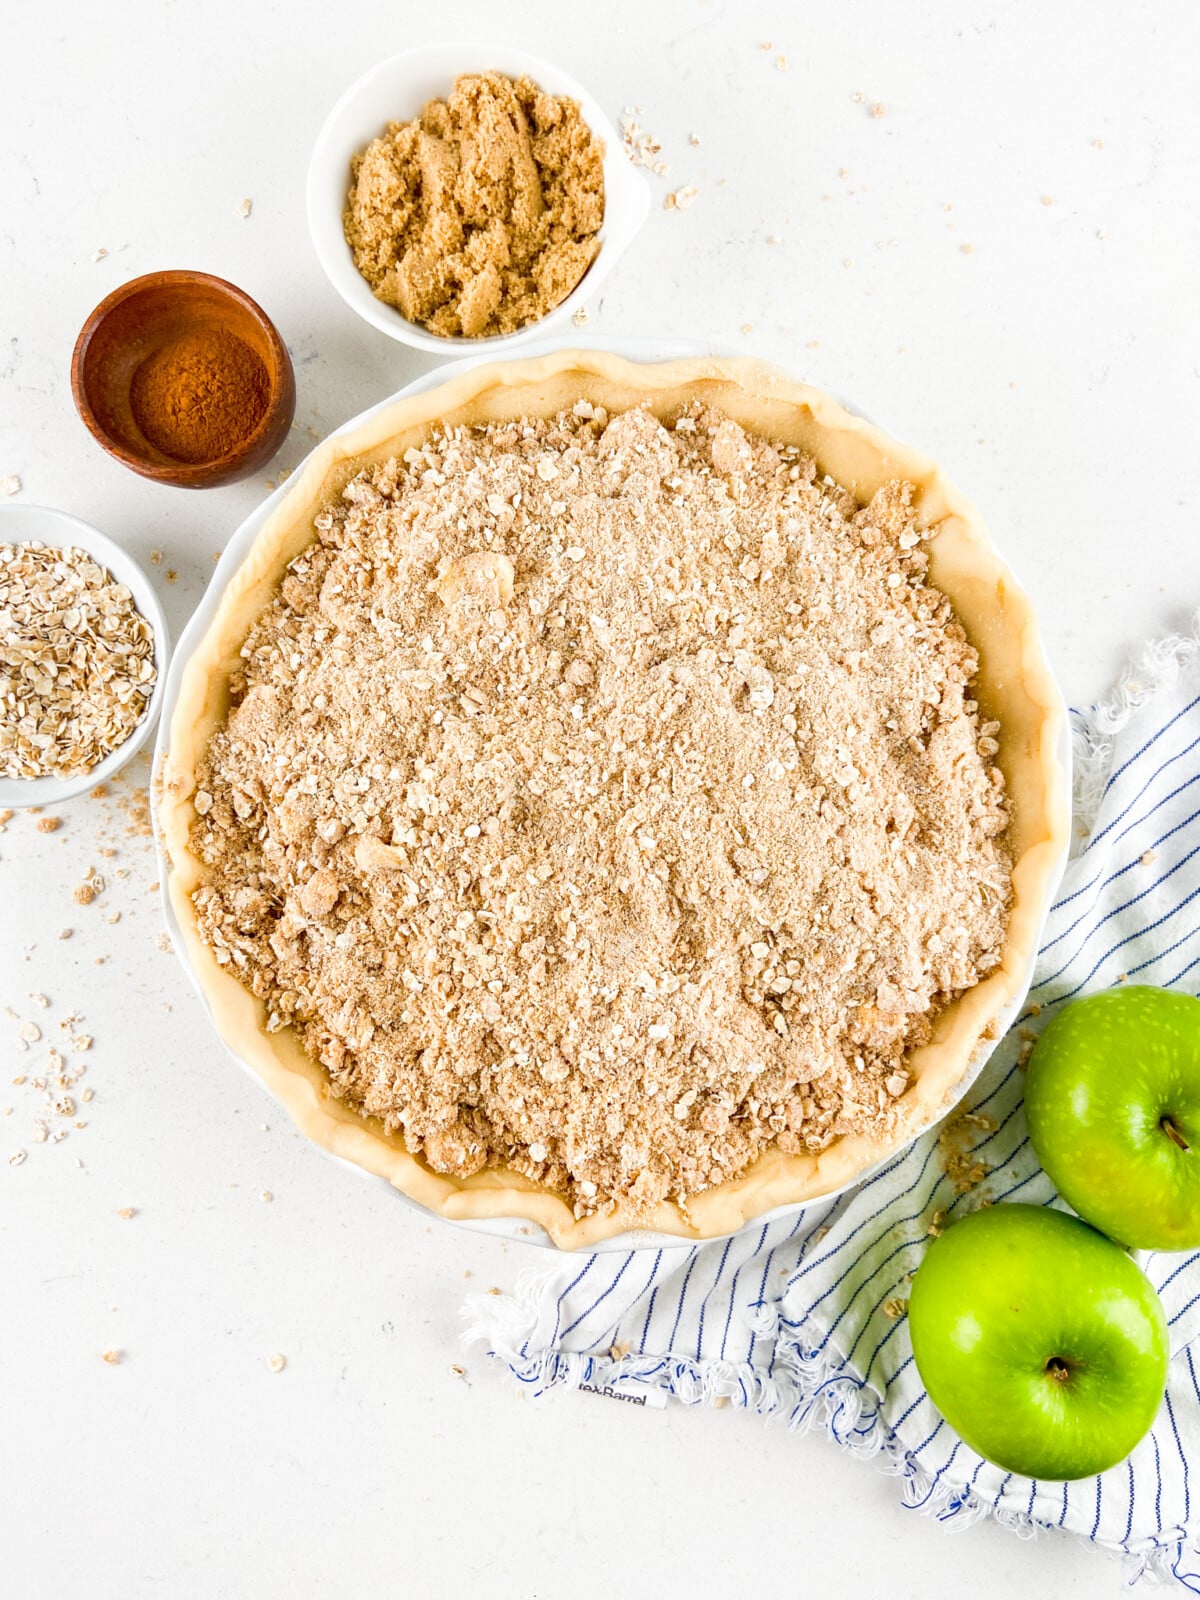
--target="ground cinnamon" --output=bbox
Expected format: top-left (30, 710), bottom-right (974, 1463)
top-left (130, 328), bottom-right (269, 464)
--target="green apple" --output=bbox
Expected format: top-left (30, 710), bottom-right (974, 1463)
top-left (908, 1204), bottom-right (1168, 1479)
top-left (1025, 986), bottom-right (1200, 1251)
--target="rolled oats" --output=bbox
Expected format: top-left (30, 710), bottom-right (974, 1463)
top-left (0, 542), bottom-right (156, 779)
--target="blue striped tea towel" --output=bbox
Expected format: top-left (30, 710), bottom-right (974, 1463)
top-left (467, 620), bottom-right (1200, 1588)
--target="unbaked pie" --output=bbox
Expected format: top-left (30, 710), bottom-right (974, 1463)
top-left (157, 353), bottom-right (1068, 1247)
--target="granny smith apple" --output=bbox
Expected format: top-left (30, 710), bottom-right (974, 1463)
top-left (1025, 986), bottom-right (1200, 1251)
top-left (908, 1204), bottom-right (1168, 1479)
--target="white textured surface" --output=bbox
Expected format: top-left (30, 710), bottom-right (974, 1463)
top-left (2, 3), bottom-right (1198, 1596)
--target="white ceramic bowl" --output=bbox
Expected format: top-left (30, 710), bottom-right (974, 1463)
top-left (0, 503), bottom-right (170, 808)
top-left (307, 43), bottom-right (651, 354)
top-left (153, 337), bottom-right (1071, 1251)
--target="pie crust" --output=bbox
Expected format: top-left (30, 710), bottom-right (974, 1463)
top-left (157, 352), bottom-right (1069, 1248)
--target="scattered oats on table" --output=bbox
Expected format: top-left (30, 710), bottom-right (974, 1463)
top-left (620, 108), bottom-right (668, 175)
top-left (665, 184), bottom-right (699, 212)
top-left (0, 475), bottom-right (21, 497)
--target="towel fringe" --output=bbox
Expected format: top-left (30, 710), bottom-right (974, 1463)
top-left (467, 1287), bottom-right (1200, 1584)
top-left (1073, 609), bottom-right (1200, 833)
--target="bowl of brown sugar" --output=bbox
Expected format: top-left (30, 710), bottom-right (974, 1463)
top-left (71, 270), bottom-right (296, 489)
top-left (307, 44), bottom-right (651, 353)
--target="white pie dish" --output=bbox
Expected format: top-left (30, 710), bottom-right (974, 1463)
top-left (0, 503), bottom-right (170, 810)
top-left (306, 43), bottom-right (652, 354)
top-left (152, 338), bottom-right (1071, 1251)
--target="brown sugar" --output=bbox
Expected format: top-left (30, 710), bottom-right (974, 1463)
top-left (344, 72), bottom-right (605, 337)
top-left (191, 404), bottom-right (1011, 1218)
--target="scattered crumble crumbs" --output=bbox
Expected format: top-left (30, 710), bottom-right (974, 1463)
top-left (960, 243), bottom-right (975, 255)
top-left (1041, 195), bottom-right (1054, 206)
top-left (776, 54), bottom-right (789, 71)
top-left (73, 883), bottom-right (96, 905)
top-left (1141, 849), bottom-right (1157, 866)
top-left (102, 1348), bottom-right (122, 1365)
top-left (150, 551), bottom-right (163, 566)
top-left (870, 102), bottom-right (886, 119)
top-left (35, 816), bottom-right (61, 833)
top-left (266, 1353), bottom-right (287, 1373)
top-left (448, 1363), bottom-right (466, 1379)
top-left (92, 247), bottom-right (108, 263)
top-left (926, 1209), bottom-right (945, 1237)
top-left (0, 474), bottom-right (22, 497)
top-left (156, 931), bottom-right (173, 953)
top-left (166, 570), bottom-right (178, 584)
top-left (239, 197), bottom-right (252, 219)
top-left (260, 1189), bottom-right (273, 1203)
top-left (8, 1149), bottom-right (26, 1167)
top-left (117, 1206), bottom-right (136, 1219)
top-left (609, 1341), bottom-right (631, 1360)
top-left (882, 1296), bottom-right (908, 1319)
top-left (938, 1110), bottom-right (993, 1195)
top-left (572, 307), bottom-right (589, 328)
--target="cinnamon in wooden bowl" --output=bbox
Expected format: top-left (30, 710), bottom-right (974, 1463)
top-left (71, 271), bottom-right (296, 489)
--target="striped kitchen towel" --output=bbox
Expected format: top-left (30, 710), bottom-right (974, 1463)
top-left (467, 616), bottom-right (1200, 1588)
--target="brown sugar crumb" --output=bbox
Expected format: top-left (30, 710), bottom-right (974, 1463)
top-left (344, 72), bottom-right (605, 338)
top-left (190, 403), bottom-right (1011, 1219)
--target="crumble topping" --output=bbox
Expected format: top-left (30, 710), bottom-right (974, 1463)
top-left (190, 403), bottom-right (1011, 1218)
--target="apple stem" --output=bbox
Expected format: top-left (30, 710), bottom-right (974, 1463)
top-left (1045, 1357), bottom-right (1072, 1384)
top-left (1161, 1115), bottom-right (1192, 1154)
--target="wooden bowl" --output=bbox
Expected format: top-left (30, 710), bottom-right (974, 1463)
top-left (71, 270), bottom-right (296, 489)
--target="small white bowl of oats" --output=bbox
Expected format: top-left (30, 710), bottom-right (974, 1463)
top-left (0, 504), bottom-right (170, 809)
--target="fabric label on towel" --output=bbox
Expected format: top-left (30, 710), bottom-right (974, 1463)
top-left (578, 1380), bottom-right (669, 1410)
